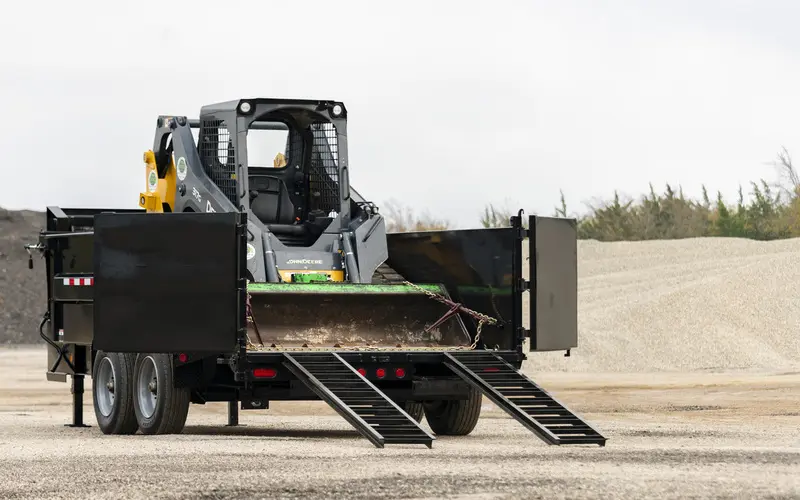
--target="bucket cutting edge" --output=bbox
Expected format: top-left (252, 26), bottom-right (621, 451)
top-left (247, 282), bottom-right (448, 295)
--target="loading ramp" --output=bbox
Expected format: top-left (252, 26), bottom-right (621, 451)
top-left (444, 351), bottom-right (606, 446)
top-left (283, 352), bottom-right (435, 448)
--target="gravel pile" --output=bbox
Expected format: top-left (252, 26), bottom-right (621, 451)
top-left (0, 208), bottom-right (45, 345)
top-left (2, 207), bottom-right (799, 373)
top-left (524, 236), bottom-right (800, 373)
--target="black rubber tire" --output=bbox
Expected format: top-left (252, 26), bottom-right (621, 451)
top-left (403, 401), bottom-right (424, 422)
top-left (423, 387), bottom-right (483, 436)
top-left (132, 353), bottom-right (191, 435)
top-left (92, 351), bottom-right (139, 435)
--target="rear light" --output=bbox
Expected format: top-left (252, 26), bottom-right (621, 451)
top-left (178, 353), bottom-right (188, 363)
top-left (253, 368), bottom-right (277, 378)
top-left (395, 368), bottom-right (406, 378)
top-left (357, 368), bottom-right (366, 376)
top-left (483, 367), bottom-right (500, 373)
top-left (376, 368), bottom-right (386, 379)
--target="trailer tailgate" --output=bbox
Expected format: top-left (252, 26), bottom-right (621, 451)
top-left (92, 211), bottom-right (246, 354)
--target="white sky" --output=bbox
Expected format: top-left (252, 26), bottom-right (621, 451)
top-left (2, 0), bottom-right (799, 228)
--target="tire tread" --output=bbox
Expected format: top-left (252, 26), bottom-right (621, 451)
top-left (424, 387), bottom-right (482, 435)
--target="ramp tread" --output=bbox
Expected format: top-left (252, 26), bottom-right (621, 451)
top-left (444, 351), bottom-right (606, 446)
top-left (283, 352), bottom-right (434, 448)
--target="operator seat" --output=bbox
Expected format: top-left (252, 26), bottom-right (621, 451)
top-left (248, 175), bottom-right (296, 226)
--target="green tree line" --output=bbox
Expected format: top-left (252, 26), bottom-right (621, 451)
top-left (386, 148), bottom-right (800, 241)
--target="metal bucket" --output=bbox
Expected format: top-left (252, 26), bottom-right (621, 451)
top-left (246, 282), bottom-right (472, 349)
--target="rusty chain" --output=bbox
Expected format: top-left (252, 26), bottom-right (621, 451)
top-left (402, 281), bottom-right (497, 350)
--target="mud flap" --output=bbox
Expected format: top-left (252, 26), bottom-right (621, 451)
top-left (528, 215), bottom-right (578, 351)
top-left (92, 212), bottom-right (246, 354)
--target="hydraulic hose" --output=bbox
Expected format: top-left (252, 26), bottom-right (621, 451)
top-left (38, 311), bottom-right (76, 374)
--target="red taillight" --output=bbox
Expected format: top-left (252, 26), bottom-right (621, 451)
top-left (178, 353), bottom-right (188, 363)
top-left (395, 368), bottom-right (406, 378)
top-left (357, 368), bottom-right (367, 376)
top-left (376, 368), bottom-right (386, 379)
top-left (483, 367), bottom-right (500, 373)
top-left (253, 368), bottom-right (277, 378)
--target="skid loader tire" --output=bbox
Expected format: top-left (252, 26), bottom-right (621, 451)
top-left (92, 351), bottom-right (139, 435)
top-left (132, 353), bottom-right (190, 435)
top-left (423, 387), bottom-right (482, 436)
top-left (371, 263), bottom-right (406, 284)
top-left (403, 401), bottom-right (424, 422)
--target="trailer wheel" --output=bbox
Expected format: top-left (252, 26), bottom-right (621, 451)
top-left (423, 387), bottom-right (482, 435)
top-left (92, 351), bottom-right (138, 434)
top-left (403, 401), bottom-right (424, 422)
top-left (133, 353), bottom-right (190, 435)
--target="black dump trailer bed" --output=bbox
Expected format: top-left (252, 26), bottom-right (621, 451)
top-left (28, 207), bottom-right (606, 448)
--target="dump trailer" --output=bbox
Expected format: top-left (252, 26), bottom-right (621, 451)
top-left (25, 97), bottom-right (606, 448)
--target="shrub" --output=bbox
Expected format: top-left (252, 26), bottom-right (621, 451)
top-left (478, 148), bottom-right (800, 241)
top-left (381, 198), bottom-right (452, 232)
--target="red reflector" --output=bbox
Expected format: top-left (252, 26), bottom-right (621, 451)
top-left (253, 368), bottom-right (277, 378)
top-left (357, 368), bottom-right (367, 376)
top-left (395, 368), bottom-right (406, 378)
top-left (376, 368), bottom-right (386, 379)
top-left (483, 367), bottom-right (500, 372)
top-left (178, 353), bottom-right (188, 363)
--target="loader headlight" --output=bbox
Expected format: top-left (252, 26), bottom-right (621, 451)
top-left (240, 102), bottom-right (252, 113)
top-left (331, 104), bottom-right (343, 117)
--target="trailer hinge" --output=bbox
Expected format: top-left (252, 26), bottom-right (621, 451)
top-left (516, 278), bottom-right (530, 292)
top-left (510, 215), bottom-right (529, 237)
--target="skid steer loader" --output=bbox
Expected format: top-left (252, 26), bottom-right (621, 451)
top-left (141, 98), bottom-right (471, 349)
top-left (26, 97), bottom-right (607, 448)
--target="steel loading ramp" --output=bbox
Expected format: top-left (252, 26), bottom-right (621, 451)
top-left (444, 351), bottom-right (606, 446)
top-left (283, 352), bottom-right (435, 448)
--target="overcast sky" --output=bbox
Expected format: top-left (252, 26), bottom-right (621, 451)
top-left (2, 0), bottom-right (799, 228)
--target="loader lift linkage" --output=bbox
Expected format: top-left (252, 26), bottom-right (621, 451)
top-left (26, 97), bottom-right (606, 448)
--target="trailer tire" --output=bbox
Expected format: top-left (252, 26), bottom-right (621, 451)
top-left (133, 353), bottom-right (190, 435)
top-left (92, 351), bottom-right (139, 435)
top-left (423, 387), bottom-right (482, 436)
top-left (403, 401), bottom-right (424, 422)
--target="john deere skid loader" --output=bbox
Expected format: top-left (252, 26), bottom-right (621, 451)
top-left (26, 98), bottom-right (606, 448)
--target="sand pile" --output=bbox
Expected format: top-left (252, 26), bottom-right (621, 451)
top-left (524, 237), bottom-right (800, 373)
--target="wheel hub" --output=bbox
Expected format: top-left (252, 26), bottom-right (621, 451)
top-left (136, 356), bottom-right (159, 419)
top-left (95, 357), bottom-right (117, 418)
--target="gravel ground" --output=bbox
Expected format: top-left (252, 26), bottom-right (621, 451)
top-left (2, 220), bottom-right (800, 498)
top-left (1, 347), bottom-right (798, 499)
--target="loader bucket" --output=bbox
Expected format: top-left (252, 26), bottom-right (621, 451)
top-left (246, 282), bottom-right (472, 350)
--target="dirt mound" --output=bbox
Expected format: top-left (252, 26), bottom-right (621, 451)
top-left (524, 237), bottom-right (800, 373)
top-left (0, 208), bottom-right (46, 344)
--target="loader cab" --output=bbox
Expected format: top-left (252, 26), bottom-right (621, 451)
top-left (196, 99), bottom-right (352, 246)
